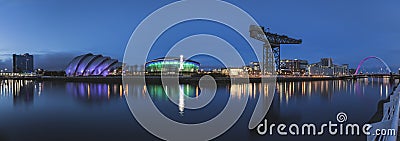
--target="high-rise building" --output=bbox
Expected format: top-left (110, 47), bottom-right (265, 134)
top-left (321, 58), bottom-right (333, 67)
top-left (12, 53), bottom-right (34, 73)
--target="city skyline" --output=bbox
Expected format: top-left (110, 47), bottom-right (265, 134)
top-left (0, 1), bottom-right (399, 141)
top-left (0, 0), bottom-right (399, 70)
top-left (1, 52), bottom-right (393, 73)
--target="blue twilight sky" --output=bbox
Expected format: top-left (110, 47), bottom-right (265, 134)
top-left (0, 0), bottom-right (399, 71)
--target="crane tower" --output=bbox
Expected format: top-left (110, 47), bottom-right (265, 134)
top-left (249, 25), bottom-right (302, 75)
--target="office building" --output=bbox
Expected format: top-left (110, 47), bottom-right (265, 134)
top-left (321, 58), bottom-right (333, 67)
top-left (280, 59), bottom-right (308, 75)
top-left (307, 58), bottom-right (349, 76)
top-left (13, 53), bottom-right (34, 73)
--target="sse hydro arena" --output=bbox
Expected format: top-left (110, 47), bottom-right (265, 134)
top-left (145, 57), bottom-right (200, 75)
top-left (65, 53), bottom-right (122, 77)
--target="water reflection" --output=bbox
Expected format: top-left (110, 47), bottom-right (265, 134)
top-left (129, 82), bottom-right (274, 117)
top-left (0, 80), bottom-right (130, 106)
top-left (0, 78), bottom-right (393, 110)
top-left (276, 78), bottom-right (393, 104)
top-left (66, 82), bottom-right (124, 102)
top-left (144, 83), bottom-right (267, 100)
top-left (0, 80), bottom-right (142, 141)
top-left (229, 83), bottom-right (272, 100)
top-left (0, 80), bottom-right (35, 106)
top-left (125, 78), bottom-right (393, 118)
top-left (0, 78), bottom-right (395, 141)
top-left (145, 84), bottom-right (198, 115)
top-left (179, 87), bottom-right (184, 115)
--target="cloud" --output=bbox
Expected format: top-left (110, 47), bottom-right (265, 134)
top-left (0, 51), bottom-right (125, 71)
top-left (0, 59), bottom-right (11, 71)
top-left (34, 52), bottom-right (78, 71)
top-left (0, 52), bottom-right (83, 71)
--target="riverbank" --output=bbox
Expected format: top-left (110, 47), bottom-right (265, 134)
top-left (0, 75), bottom-right (353, 84)
top-left (368, 83), bottom-right (399, 123)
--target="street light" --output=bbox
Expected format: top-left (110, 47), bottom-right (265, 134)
top-left (26, 58), bottom-right (29, 73)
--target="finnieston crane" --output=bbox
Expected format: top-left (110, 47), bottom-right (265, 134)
top-left (249, 25), bottom-right (302, 75)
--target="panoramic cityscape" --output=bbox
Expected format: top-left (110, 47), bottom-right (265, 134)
top-left (1, 53), bottom-right (396, 77)
top-left (0, 0), bottom-right (399, 141)
top-left (2, 52), bottom-right (397, 78)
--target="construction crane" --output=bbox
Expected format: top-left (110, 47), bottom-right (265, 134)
top-left (249, 25), bottom-right (302, 75)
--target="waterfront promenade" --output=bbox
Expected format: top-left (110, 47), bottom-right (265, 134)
top-left (0, 75), bottom-right (391, 83)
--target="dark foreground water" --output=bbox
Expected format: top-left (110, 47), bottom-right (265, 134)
top-left (0, 78), bottom-right (396, 141)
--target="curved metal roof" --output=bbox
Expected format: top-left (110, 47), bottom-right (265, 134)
top-left (65, 53), bottom-right (121, 76)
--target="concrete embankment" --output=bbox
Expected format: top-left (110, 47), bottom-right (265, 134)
top-left (0, 75), bottom-right (351, 84)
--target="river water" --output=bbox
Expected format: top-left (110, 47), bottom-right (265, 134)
top-left (0, 78), bottom-right (396, 141)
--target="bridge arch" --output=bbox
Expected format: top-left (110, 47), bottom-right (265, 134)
top-left (354, 56), bottom-right (391, 74)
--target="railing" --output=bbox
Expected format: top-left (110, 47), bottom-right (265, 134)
top-left (367, 84), bottom-right (400, 141)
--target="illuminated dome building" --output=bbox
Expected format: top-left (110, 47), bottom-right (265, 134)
top-left (65, 53), bottom-right (122, 76)
top-left (145, 56), bottom-right (200, 75)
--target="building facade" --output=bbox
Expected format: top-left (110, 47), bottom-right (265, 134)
top-left (321, 58), bottom-right (333, 67)
top-left (13, 53), bottom-right (34, 73)
top-left (65, 53), bottom-right (122, 76)
top-left (145, 56), bottom-right (200, 75)
top-left (280, 59), bottom-right (308, 75)
top-left (244, 62), bottom-right (261, 76)
top-left (221, 68), bottom-right (245, 76)
top-left (307, 58), bottom-right (349, 76)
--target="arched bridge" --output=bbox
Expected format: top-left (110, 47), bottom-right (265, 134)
top-left (354, 56), bottom-right (392, 75)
